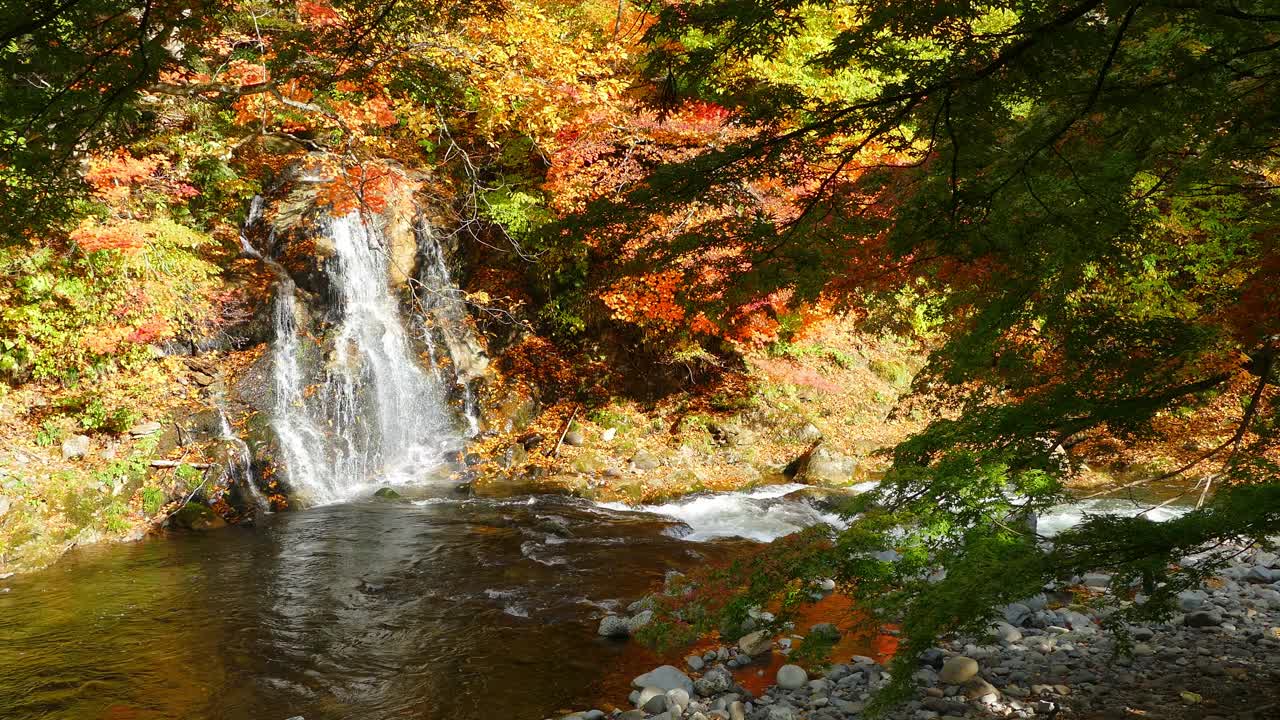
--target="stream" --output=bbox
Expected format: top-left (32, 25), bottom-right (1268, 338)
top-left (0, 485), bottom-right (827, 720)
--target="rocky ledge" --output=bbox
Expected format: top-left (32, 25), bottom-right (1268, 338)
top-left (558, 546), bottom-right (1280, 720)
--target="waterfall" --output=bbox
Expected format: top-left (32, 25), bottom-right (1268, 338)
top-left (415, 223), bottom-right (486, 435)
top-left (268, 211), bottom-right (464, 503)
top-left (217, 407), bottom-right (271, 515)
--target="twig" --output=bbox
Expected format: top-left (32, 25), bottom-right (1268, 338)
top-left (549, 406), bottom-right (580, 458)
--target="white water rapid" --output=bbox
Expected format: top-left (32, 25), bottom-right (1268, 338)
top-left (269, 211), bottom-right (464, 503)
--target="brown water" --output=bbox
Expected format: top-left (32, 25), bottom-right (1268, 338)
top-left (0, 492), bottom-right (761, 720)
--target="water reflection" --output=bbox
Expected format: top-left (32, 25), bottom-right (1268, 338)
top-left (0, 495), bottom-right (747, 720)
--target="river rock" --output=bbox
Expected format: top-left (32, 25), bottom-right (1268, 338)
top-left (372, 487), bottom-right (401, 500)
top-left (728, 701), bottom-right (746, 720)
top-left (598, 615), bottom-right (631, 637)
top-left (694, 668), bottom-right (733, 696)
top-left (965, 676), bottom-right (1000, 702)
top-left (1179, 589), bottom-right (1208, 611)
top-left (563, 430), bottom-right (585, 447)
top-left (790, 443), bottom-right (859, 486)
top-left (738, 630), bottom-right (772, 656)
top-left (632, 665), bottom-right (693, 694)
top-left (1186, 610), bottom-right (1224, 627)
top-left (686, 654), bottom-right (705, 671)
top-left (776, 664), bottom-right (807, 689)
top-left (940, 656), bottom-right (980, 684)
top-left (1245, 566), bottom-right (1279, 584)
top-left (665, 688), bottom-right (691, 713)
top-left (636, 687), bottom-right (667, 713)
top-left (61, 434), bottom-right (91, 460)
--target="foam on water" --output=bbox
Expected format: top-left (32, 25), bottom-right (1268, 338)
top-left (598, 483), bottom-right (848, 542)
top-left (1036, 497), bottom-right (1191, 537)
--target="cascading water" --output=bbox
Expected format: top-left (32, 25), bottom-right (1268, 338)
top-left (268, 211), bottom-right (464, 503)
top-left (415, 223), bottom-right (486, 435)
top-left (216, 406), bottom-right (271, 515)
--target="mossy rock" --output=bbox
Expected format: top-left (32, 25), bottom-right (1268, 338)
top-left (372, 487), bottom-right (402, 501)
top-left (169, 502), bottom-right (227, 531)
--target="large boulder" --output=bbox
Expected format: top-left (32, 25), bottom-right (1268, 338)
top-left (786, 442), bottom-right (860, 487)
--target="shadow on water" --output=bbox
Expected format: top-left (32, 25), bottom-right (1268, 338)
top-left (0, 494), bottom-right (754, 720)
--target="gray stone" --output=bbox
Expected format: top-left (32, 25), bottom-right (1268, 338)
top-left (632, 665), bottom-right (694, 694)
top-left (939, 656), bottom-right (980, 684)
top-left (617, 712), bottom-right (646, 720)
top-left (793, 443), bottom-right (859, 486)
top-left (1003, 602), bottom-right (1032, 627)
top-left (738, 630), bottom-right (772, 656)
top-left (729, 701), bottom-right (746, 720)
top-left (991, 622), bottom-right (1023, 643)
top-left (666, 688), bottom-right (691, 713)
top-left (766, 705), bottom-right (797, 720)
top-left (1082, 573), bottom-right (1112, 589)
top-left (563, 430), bottom-right (586, 447)
top-left (1185, 611), bottom-right (1223, 628)
top-left (637, 687), bottom-right (667, 713)
top-left (1244, 566), bottom-right (1279, 584)
top-left (686, 654), bottom-right (705, 671)
top-left (61, 434), bottom-right (91, 460)
top-left (694, 668), bottom-right (734, 697)
top-left (598, 615), bottom-right (631, 637)
top-left (776, 664), bottom-right (807, 690)
top-left (627, 610), bottom-right (654, 633)
top-left (1178, 589), bottom-right (1209, 611)
top-left (965, 676), bottom-right (1000, 702)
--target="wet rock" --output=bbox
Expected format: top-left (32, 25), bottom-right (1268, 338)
top-left (372, 487), bottom-right (401, 501)
top-left (940, 656), bottom-right (979, 684)
top-left (517, 432), bottom-right (545, 451)
top-left (632, 665), bottom-right (693, 694)
top-left (61, 435), bottom-right (91, 460)
top-left (169, 502), bottom-right (227, 531)
top-left (787, 442), bottom-right (859, 487)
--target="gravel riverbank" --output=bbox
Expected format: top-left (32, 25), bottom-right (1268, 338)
top-left (562, 546), bottom-right (1280, 720)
